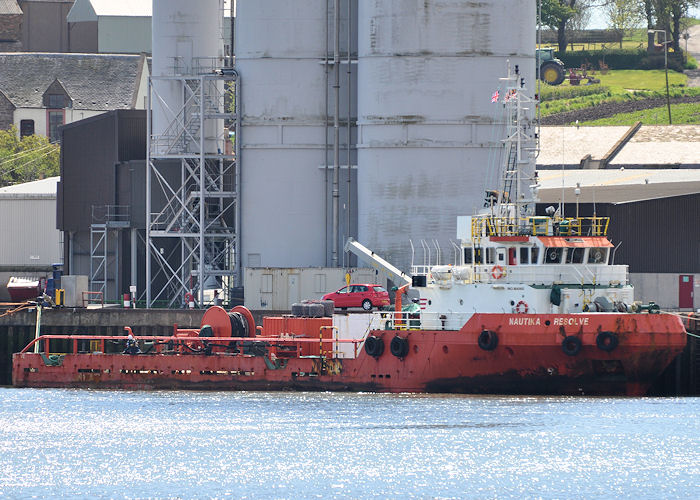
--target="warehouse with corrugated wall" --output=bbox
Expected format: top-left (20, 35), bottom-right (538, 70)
top-left (0, 177), bottom-right (62, 300)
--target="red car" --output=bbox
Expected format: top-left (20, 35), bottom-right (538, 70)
top-left (322, 284), bottom-right (390, 311)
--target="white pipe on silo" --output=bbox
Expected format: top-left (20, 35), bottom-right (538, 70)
top-left (332, 0), bottom-right (340, 267)
top-left (237, 0), bottom-right (355, 269)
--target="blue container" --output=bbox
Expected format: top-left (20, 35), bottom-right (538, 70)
top-left (52, 263), bottom-right (63, 288)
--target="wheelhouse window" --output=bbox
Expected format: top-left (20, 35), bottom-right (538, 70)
top-left (588, 247), bottom-right (608, 264)
top-left (486, 247), bottom-right (495, 264)
top-left (544, 247), bottom-right (563, 264)
top-left (566, 248), bottom-right (585, 264)
top-left (464, 247), bottom-right (473, 264)
top-left (520, 247), bottom-right (529, 264)
top-left (474, 247), bottom-right (483, 264)
top-left (531, 247), bottom-right (539, 264)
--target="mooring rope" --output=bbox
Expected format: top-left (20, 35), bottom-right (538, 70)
top-left (660, 310), bottom-right (700, 338)
top-left (0, 302), bottom-right (34, 319)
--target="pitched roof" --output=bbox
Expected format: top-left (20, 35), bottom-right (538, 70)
top-left (67, 0), bottom-right (232, 21)
top-left (537, 168), bottom-right (700, 204)
top-left (0, 176), bottom-right (58, 199)
top-left (0, 0), bottom-right (21, 15)
top-left (67, 0), bottom-right (151, 22)
top-left (0, 52), bottom-right (146, 110)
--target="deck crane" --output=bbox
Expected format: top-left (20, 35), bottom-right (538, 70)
top-left (344, 238), bottom-right (412, 287)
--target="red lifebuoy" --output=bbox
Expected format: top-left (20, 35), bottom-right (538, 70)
top-left (515, 300), bottom-right (529, 314)
top-left (491, 265), bottom-right (505, 280)
top-left (184, 292), bottom-right (195, 303)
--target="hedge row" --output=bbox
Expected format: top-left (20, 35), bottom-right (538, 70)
top-left (539, 85), bottom-right (610, 102)
top-left (553, 49), bottom-right (685, 71)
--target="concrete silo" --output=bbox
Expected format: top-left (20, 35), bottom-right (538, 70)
top-left (357, 0), bottom-right (536, 271)
top-left (147, 0), bottom-right (237, 307)
top-left (151, 0), bottom-right (225, 148)
top-left (236, 0), bottom-right (357, 268)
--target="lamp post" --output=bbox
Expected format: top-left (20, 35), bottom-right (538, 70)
top-left (649, 29), bottom-right (671, 124)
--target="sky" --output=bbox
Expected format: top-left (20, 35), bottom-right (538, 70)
top-left (587, 5), bottom-right (700, 30)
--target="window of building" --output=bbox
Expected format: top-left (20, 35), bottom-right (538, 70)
top-left (20, 120), bottom-right (35, 138)
top-left (47, 94), bottom-right (65, 109)
top-left (47, 110), bottom-right (64, 143)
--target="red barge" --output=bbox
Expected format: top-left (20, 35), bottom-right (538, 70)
top-left (12, 305), bottom-right (686, 395)
top-left (11, 68), bottom-right (688, 395)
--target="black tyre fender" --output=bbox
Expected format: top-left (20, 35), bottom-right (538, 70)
top-left (596, 331), bottom-right (619, 352)
top-left (390, 336), bottom-right (409, 358)
top-left (561, 335), bottom-right (582, 356)
top-left (364, 335), bottom-right (384, 358)
top-left (478, 330), bottom-right (498, 351)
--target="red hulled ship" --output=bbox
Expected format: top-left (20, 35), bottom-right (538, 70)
top-left (12, 68), bottom-right (688, 395)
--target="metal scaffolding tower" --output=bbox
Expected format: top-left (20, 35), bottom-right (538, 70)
top-left (146, 66), bottom-right (240, 308)
top-left (89, 205), bottom-right (130, 302)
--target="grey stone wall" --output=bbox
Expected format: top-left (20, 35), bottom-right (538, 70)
top-left (0, 92), bottom-right (14, 130)
top-left (0, 13), bottom-right (22, 43)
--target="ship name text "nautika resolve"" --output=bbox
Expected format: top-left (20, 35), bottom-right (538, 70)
top-left (508, 317), bottom-right (591, 326)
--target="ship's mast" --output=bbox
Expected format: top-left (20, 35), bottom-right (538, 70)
top-left (496, 64), bottom-right (538, 232)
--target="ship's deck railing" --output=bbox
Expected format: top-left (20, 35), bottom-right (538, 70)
top-left (375, 310), bottom-right (471, 331)
top-left (472, 216), bottom-right (610, 240)
top-left (18, 334), bottom-right (364, 360)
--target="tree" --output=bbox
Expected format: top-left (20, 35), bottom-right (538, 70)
top-left (645, 0), bottom-right (700, 54)
top-left (606, 0), bottom-right (645, 47)
top-left (0, 126), bottom-right (60, 187)
top-left (541, 0), bottom-right (577, 52)
top-left (569, 1), bottom-right (593, 31)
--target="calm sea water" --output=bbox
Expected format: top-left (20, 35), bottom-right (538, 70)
top-left (0, 389), bottom-right (698, 499)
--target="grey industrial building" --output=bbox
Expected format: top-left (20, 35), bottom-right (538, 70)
top-left (57, 109), bottom-right (146, 303)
